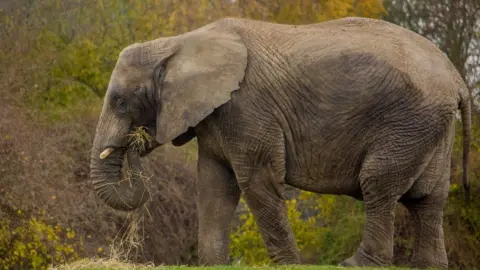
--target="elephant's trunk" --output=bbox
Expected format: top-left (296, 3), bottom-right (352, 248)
top-left (90, 146), bottom-right (150, 211)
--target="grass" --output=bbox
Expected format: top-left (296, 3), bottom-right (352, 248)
top-left (50, 259), bottom-right (415, 270)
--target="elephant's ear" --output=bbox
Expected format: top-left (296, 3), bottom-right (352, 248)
top-left (154, 23), bottom-right (248, 144)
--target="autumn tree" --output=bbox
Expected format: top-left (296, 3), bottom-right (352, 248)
top-left (231, 0), bottom-right (385, 23)
top-left (384, 0), bottom-right (480, 97)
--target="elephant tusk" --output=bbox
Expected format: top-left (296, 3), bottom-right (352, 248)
top-left (99, 147), bottom-right (115, 159)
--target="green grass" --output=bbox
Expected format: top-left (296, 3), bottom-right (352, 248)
top-left (50, 259), bottom-right (415, 270)
top-left (54, 266), bottom-right (410, 270)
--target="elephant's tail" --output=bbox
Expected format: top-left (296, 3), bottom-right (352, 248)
top-left (459, 87), bottom-right (471, 202)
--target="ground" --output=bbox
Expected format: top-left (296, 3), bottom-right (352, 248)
top-left (50, 259), bottom-right (418, 270)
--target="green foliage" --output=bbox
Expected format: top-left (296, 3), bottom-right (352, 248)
top-left (0, 209), bottom-right (81, 270)
top-left (229, 191), bottom-right (364, 265)
top-left (443, 163), bottom-right (480, 269)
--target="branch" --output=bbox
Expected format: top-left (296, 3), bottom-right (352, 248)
top-left (70, 76), bottom-right (102, 97)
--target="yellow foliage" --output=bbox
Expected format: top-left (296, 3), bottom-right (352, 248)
top-left (0, 210), bottom-right (81, 270)
top-left (235, 0), bottom-right (386, 24)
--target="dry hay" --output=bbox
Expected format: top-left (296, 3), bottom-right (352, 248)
top-left (49, 257), bottom-right (156, 270)
top-left (110, 175), bottom-right (155, 263)
top-left (108, 204), bottom-right (153, 262)
top-left (127, 126), bottom-right (153, 154)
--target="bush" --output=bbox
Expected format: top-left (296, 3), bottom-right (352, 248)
top-left (0, 209), bottom-right (81, 270)
top-left (442, 182), bottom-right (480, 269)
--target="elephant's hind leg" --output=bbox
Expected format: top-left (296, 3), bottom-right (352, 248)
top-left (400, 135), bottom-right (452, 269)
top-left (401, 180), bottom-right (449, 270)
top-left (197, 151), bottom-right (241, 265)
top-left (237, 166), bottom-right (301, 264)
top-left (340, 183), bottom-right (399, 267)
top-left (340, 146), bottom-right (433, 267)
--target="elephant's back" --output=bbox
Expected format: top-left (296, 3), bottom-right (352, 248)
top-left (228, 16), bottom-right (460, 98)
top-left (285, 17), bottom-right (462, 104)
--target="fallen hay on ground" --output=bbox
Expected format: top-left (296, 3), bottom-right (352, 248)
top-left (49, 257), bottom-right (156, 270)
top-left (109, 205), bottom-right (152, 262)
top-left (55, 136), bottom-right (156, 270)
top-left (51, 207), bottom-right (155, 270)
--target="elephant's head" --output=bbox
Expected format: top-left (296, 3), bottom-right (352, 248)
top-left (90, 21), bottom-right (247, 211)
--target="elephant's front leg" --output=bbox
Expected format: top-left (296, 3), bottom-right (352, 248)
top-left (240, 167), bottom-right (301, 264)
top-left (197, 153), bottom-right (241, 265)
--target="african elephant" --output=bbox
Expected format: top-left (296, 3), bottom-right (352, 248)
top-left (89, 17), bottom-right (471, 269)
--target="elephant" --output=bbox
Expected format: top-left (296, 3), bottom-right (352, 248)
top-left (89, 17), bottom-right (471, 269)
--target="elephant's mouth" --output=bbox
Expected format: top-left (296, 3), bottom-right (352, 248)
top-left (127, 126), bottom-right (160, 157)
top-left (98, 126), bottom-right (159, 161)
top-left (137, 140), bottom-right (160, 157)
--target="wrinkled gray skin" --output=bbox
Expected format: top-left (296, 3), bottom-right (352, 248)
top-left (90, 17), bottom-right (471, 269)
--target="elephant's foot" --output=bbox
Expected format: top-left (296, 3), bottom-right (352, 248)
top-left (339, 248), bottom-right (391, 267)
top-left (408, 237), bottom-right (448, 270)
top-left (270, 249), bottom-right (302, 265)
top-left (410, 259), bottom-right (448, 270)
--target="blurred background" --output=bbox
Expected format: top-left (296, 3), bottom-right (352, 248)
top-left (0, 0), bottom-right (479, 269)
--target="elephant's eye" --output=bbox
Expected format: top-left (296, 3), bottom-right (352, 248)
top-left (116, 97), bottom-right (127, 112)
